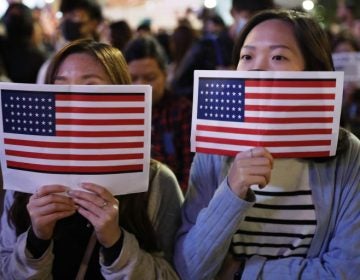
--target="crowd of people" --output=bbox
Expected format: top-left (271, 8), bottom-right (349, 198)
top-left (0, 0), bottom-right (359, 279)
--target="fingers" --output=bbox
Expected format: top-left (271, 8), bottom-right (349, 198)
top-left (33, 185), bottom-right (69, 199)
top-left (69, 183), bottom-right (119, 216)
top-left (236, 147), bottom-right (274, 165)
top-left (27, 185), bottom-right (77, 240)
top-left (29, 185), bottom-right (76, 213)
top-left (228, 147), bottom-right (274, 198)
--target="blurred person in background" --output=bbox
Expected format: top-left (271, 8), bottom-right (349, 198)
top-left (36, 0), bottom-right (103, 84)
top-left (229, 0), bottom-right (275, 40)
top-left (170, 12), bottom-right (234, 100)
top-left (0, 3), bottom-right (48, 83)
top-left (171, 0), bottom-right (275, 101)
top-left (109, 19), bottom-right (133, 52)
top-left (167, 20), bottom-right (198, 88)
top-left (332, 31), bottom-right (360, 137)
top-left (124, 35), bottom-right (193, 193)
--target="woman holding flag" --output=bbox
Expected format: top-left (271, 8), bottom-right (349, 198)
top-left (174, 9), bottom-right (360, 279)
top-left (0, 39), bottom-right (183, 279)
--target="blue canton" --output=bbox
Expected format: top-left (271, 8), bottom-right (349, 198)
top-left (197, 78), bottom-right (245, 122)
top-left (1, 90), bottom-right (56, 136)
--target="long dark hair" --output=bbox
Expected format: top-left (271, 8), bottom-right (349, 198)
top-left (9, 39), bottom-right (160, 252)
top-left (232, 9), bottom-right (348, 159)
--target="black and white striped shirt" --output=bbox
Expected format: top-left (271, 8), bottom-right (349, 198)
top-left (231, 159), bottom-right (316, 259)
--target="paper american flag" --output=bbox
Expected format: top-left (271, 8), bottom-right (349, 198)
top-left (0, 83), bottom-right (152, 195)
top-left (191, 70), bottom-right (344, 158)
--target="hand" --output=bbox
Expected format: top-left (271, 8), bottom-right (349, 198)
top-left (27, 185), bottom-right (77, 240)
top-left (69, 183), bottom-right (121, 248)
top-left (228, 147), bottom-right (274, 199)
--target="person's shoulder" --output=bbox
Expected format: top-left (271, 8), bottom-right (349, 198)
top-left (148, 159), bottom-right (183, 199)
top-left (149, 159), bottom-right (179, 186)
top-left (343, 130), bottom-right (360, 158)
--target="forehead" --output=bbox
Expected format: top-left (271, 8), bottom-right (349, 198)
top-left (57, 53), bottom-right (103, 72)
top-left (128, 57), bottom-right (162, 72)
top-left (244, 19), bottom-right (298, 46)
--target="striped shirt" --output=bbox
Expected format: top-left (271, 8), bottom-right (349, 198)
top-left (231, 159), bottom-right (316, 259)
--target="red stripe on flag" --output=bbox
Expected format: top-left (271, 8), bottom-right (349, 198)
top-left (5, 150), bottom-right (143, 160)
top-left (196, 147), bottom-right (330, 158)
top-left (56, 118), bottom-right (144, 125)
top-left (56, 107), bottom-right (144, 114)
top-left (56, 94), bottom-right (145, 102)
top-left (197, 124), bottom-right (332, 135)
top-left (196, 136), bottom-right (331, 147)
top-left (244, 117), bottom-right (333, 123)
top-left (244, 105), bottom-right (334, 112)
top-left (56, 131), bottom-right (144, 137)
top-left (6, 161), bottom-right (143, 173)
top-left (245, 93), bottom-right (335, 100)
top-left (245, 80), bottom-right (336, 87)
top-left (4, 138), bottom-right (144, 149)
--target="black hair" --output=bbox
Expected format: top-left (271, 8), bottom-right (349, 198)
top-left (231, 0), bottom-right (275, 13)
top-left (124, 35), bottom-right (168, 72)
top-left (2, 3), bottom-right (34, 42)
top-left (59, 0), bottom-right (102, 21)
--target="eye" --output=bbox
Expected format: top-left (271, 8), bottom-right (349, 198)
top-left (240, 54), bottom-right (252, 61)
top-left (144, 74), bottom-right (158, 83)
top-left (272, 55), bottom-right (287, 61)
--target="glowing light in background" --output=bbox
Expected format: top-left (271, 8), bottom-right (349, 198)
top-left (204, 0), bottom-right (217, 9)
top-left (0, 0), bottom-right (8, 17)
top-left (302, 0), bottom-right (315, 11)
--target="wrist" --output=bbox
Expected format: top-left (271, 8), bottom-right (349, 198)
top-left (27, 227), bottom-right (51, 258)
top-left (102, 227), bottom-right (122, 248)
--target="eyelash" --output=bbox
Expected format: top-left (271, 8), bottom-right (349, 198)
top-left (272, 55), bottom-right (287, 61)
top-left (240, 54), bottom-right (252, 60)
top-left (239, 54), bottom-right (288, 61)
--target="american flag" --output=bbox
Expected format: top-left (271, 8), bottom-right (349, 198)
top-left (191, 70), bottom-right (343, 158)
top-left (0, 84), bottom-right (151, 195)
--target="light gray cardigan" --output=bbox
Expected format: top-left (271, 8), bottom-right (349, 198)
top-left (174, 131), bottom-right (360, 280)
top-left (0, 162), bottom-right (183, 280)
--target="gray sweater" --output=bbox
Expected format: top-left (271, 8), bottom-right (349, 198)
top-left (0, 162), bottom-right (183, 279)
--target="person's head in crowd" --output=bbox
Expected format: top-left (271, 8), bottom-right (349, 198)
top-left (109, 20), bottom-right (133, 51)
top-left (124, 35), bottom-right (168, 106)
top-left (136, 19), bottom-right (152, 36)
top-left (59, 0), bottom-right (103, 42)
top-left (336, 0), bottom-right (357, 30)
top-left (332, 31), bottom-right (360, 53)
top-left (2, 3), bottom-right (34, 43)
top-left (46, 38), bottom-right (130, 85)
top-left (170, 24), bottom-right (197, 65)
top-left (230, 0), bottom-right (275, 38)
top-left (203, 14), bottom-right (227, 36)
top-left (155, 30), bottom-right (172, 63)
top-left (233, 8), bottom-right (334, 72)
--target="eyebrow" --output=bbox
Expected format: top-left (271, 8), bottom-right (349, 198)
top-left (241, 44), bottom-right (293, 51)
